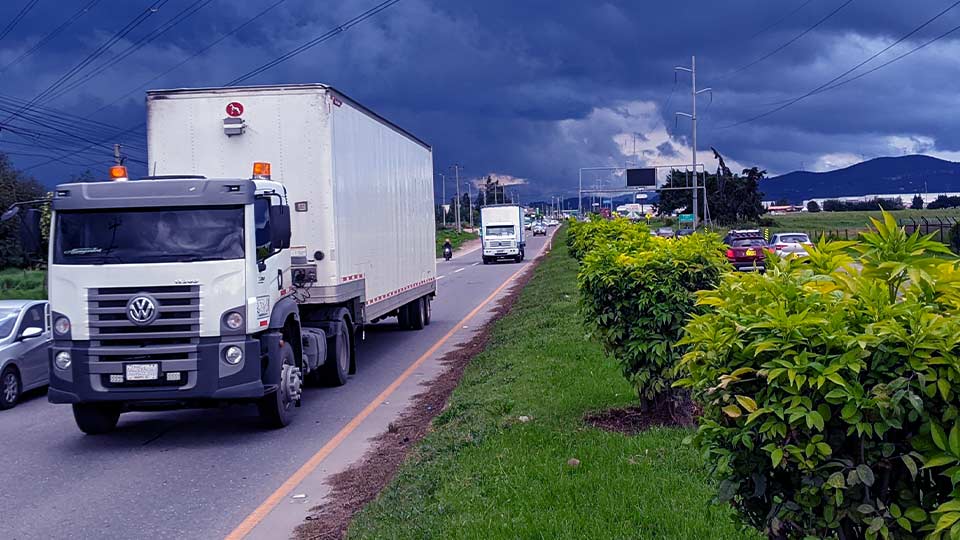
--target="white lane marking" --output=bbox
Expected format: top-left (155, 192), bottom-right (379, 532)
top-left (471, 262), bottom-right (480, 266)
top-left (437, 275), bottom-right (446, 280)
top-left (454, 268), bottom-right (465, 273)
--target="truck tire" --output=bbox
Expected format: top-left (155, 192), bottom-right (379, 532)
top-left (482, 257), bottom-right (490, 265)
top-left (406, 298), bottom-right (425, 330)
top-left (422, 296), bottom-right (432, 326)
top-left (258, 344), bottom-right (301, 428)
top-left (322, 317), bottom-right (350, 386)
top-left (72, 403), bottom-right (121, 434)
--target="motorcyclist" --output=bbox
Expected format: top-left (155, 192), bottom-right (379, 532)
top-left (442, 238), bottom-right (453, 259)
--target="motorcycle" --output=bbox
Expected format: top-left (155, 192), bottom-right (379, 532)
top-left (443, 245), bottom-right (453, 261)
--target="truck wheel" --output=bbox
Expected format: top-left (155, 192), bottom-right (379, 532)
top-left (422, 296), bottom-right (432, 326)
top-left (406, 298), bottom-right (425, 330)
top-left (72, 403), bottom-right (121, 434)
top-left (482, 257), bottom-right (490, 265)
top-left (322, 318), bottom-right (350, 386)
top-left (0, 367), bottom-right (21, 409)
top-left (258, 344), bottom-right (301, 428)
top-left (397, 303), bottom-right (410, 329)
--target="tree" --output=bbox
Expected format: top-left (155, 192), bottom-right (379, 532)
top-left (479, 176), bottom-right (505, 206)
top-left (807, 200), bottom-right (821, 213)
top-left (911, 194), bottom-right (925, 210)
top-left (928, 195), bottom-right (960, 210)
top-left (0, 153), bottom-right (47, 268)
top-left (657, 166), bottom-right (766, 225)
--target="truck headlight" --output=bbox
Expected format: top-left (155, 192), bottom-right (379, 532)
top-left (225, 311), bottom-right (244, 330)
top-left (54, 317), bottom-right (70, 335)
top-left (224, 346), bottom-right (243, 365)
top-left (55, 351), bottom-right (72, 370)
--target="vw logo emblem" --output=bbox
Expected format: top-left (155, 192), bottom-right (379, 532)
top-left (126, 295), bottom-right (158, 326)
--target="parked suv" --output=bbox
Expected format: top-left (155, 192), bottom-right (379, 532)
top-left (723, 230), bottom-right (766, 272)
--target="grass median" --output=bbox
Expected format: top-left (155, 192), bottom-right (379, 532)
top-left (348, 228), bottom-right (756, 539)
top-left (0, 268), bottom-right (46, 300)
top-left (436, 229), bottom-right (478, 258)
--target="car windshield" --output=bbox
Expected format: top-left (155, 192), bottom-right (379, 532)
top-left (778, 234), bottom-right (810, 244)
top-left (0, 307), bottom-right (20, 339)
top-left (731, 238), bottom-right (766, 247)
top-left (486, 225), bottom-right (515, 237)
top-left (54, 206), bottom-right (245, 265)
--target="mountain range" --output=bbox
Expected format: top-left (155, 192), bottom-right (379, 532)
top-left (761, 155), bottom-right (960, 204)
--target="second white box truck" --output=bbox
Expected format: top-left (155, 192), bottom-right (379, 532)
top-left (43, 84), bottom-right (436, 433)
top-left (480, 204), bottom-right (525, 264)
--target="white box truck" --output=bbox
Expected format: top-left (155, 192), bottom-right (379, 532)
top-left (480, 204), bottom-right (525, 264)
top-left (42, 84), bottom-right (436, 433)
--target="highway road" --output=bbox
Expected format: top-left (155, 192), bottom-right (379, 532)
top-left (0, 232), bottom-right (553, 540)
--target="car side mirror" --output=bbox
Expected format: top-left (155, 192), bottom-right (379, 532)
top-left (269, 205), bottom-right (291, 250)
top-left (19, 327), bottom-right (42, 340)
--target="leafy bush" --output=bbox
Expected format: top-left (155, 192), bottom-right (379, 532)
top-left (678, 212), bottom-right (960, 539)
top-left (579, 231), bottom-right (728, 404)
top-left (566, 217), bottom-right (651, 261)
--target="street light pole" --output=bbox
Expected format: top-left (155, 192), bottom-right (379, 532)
top-left (465, 180), bottom-right (474, 228)
top-left (453, 164), bottom-right (462, 233)
top-left (439, 173), bottom-right (446, 228)
top-left (675, 55), bottom-right (712, 229)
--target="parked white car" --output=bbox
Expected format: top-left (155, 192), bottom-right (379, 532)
top-left (769, 233), bottom-right (813, 257)
top-left (0, 300), bottom-right (51, 409)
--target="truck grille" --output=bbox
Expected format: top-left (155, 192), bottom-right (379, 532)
top-left (488, 240), bottom-right (515, 248)
top-left (87, 285), bottom-right (200, 361)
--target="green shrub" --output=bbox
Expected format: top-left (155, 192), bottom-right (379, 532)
top-left (678, 212), bottom-right (960, 539)
top-left (579, 232), bottom-right (728, 404)
top-left (567, 217), bottom-right (653, 261)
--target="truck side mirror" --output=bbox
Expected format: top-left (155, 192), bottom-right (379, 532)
top-left (269, 205), bottom-right (291, 250)
top-left (19, 208), bottom-right (42, 257)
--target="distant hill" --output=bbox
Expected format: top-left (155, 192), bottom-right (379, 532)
top-left (762, 155), bottom-right (960, 204)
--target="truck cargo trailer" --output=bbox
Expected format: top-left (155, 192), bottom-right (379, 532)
top-left (45, 84), bottom-right (436, 433)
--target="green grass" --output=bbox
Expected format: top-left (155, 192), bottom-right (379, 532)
top-left (771, 208), bottom-right (960, 232)
top-left (0, 268), bottom-right (46, 300)
top-left (349, 228), bottom-right (757, 540)
top-left (436, 229), bottom-right (478, 257)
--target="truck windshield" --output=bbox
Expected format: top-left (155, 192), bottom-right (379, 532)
top-left (54, 206), bottom-right (245, 265)
top-left (485, 225), bottom-right (515, 237)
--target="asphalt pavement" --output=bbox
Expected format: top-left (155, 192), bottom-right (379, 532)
top-left (0, 232), bottom-right (553, 540)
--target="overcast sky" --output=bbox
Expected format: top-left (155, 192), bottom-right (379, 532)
top-left (1, 0), bottom-right (959, 199)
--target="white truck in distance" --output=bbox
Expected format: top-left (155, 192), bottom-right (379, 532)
top-left (480, 204), bottom-right (525, 264)
top-left (45, 84), bottom-right (436, 434)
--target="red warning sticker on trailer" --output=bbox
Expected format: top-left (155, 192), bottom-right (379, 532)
top-left (226, 102), bottom-right (244, 117)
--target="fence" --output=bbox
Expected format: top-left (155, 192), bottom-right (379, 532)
top-left (899, 216), bottom-right (959, 244)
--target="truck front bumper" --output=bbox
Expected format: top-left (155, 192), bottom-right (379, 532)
top-left (483, 248), bottom-right (520, 257)
top-left (48, 336), bottom-right (267, 405)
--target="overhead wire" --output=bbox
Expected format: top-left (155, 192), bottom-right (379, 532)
top-left (749, 0), bottom-right (818, 40)
top-left (0, 0), bottom-right (170, 128)
top-left (224, 0), bottom-right (404, 86)
top-left (89, 0), bottom-right (291, 116)
top-left (0, 0), bottom-right (41, 44)
top-left (717, 0), bottom-right (855, 80)
top-left (0, 0), bottom-right (103, 74)
top-left (43, 0), bottom-right (218, 104)
top-left (720, 0), bottom-right (960, 129)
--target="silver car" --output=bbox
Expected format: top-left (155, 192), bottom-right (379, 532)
top-left (0, 300), bottom-right (51, 409)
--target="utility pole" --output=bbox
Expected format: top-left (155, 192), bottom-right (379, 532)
top-left (439, 173), bottom-right (447, 228)
top-left (675, 56), bottom-right (711, 228)
top-left (452, 164), bottom-right (462, 233)
top-left (465, 180), bottom-right (474, 228)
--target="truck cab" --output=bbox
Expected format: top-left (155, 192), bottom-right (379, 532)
top-left (45, 170), bottom-right (324, 433)
top-left (480, 204), bottom-right (525, 264)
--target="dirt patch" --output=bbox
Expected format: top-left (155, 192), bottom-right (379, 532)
top-left (293, 244), bottom-right (549, 540)
top-left (584, 397), bottom-right (700, 435)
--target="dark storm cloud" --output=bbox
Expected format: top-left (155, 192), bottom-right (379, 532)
top-left (1, 0), bottom-right (959, 197)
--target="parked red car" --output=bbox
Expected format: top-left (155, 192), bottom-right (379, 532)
top-left (722, 230), bottom-right (766, 272)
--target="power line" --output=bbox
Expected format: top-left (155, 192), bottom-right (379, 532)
top-left (719, 0), bottom-right (855, 80)
top-left (0, 0), bottom-right (41, 44)
top-left (720, 0), bottom-right (960, 129)
top-left (0, 0), bottom-right (103, 75)
top-left (749, 0), bottom-right (817, 40)
top-left (89, 0), bottom-right (292, 116)
top-left (225, 0), bottom-right (404, 86)
top-left (0, 0), bottom-right (170, 128)
top-left (43, 0), bottom-right (217, 105)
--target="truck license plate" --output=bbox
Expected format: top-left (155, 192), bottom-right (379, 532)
top-left (746, 249), bottom-right (756, 256)
top-left (125, 363), bottom-right (159, 381)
